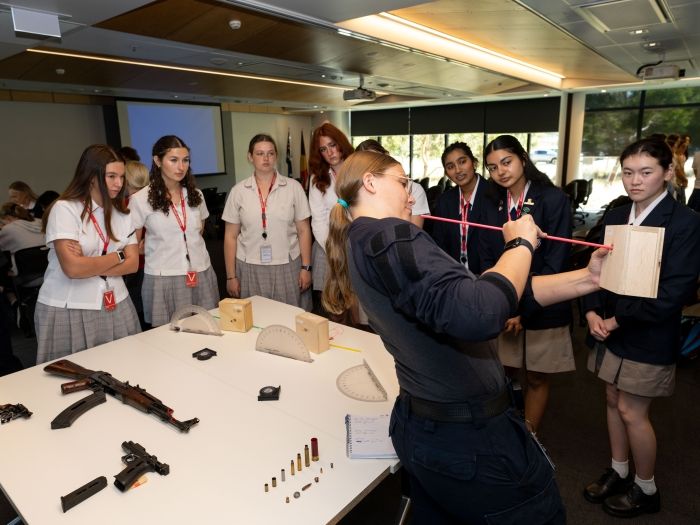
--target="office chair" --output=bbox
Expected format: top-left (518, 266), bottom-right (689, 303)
top-left (12, 246), bottom-right (49, 336)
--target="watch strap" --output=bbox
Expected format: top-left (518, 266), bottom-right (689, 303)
top-left (503, 237), bottom-right (534, 255)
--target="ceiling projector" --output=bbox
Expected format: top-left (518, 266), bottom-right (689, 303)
top-left (343, 87), bottom-right (376, 101)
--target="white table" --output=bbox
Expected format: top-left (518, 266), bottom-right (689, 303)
top-left (0, 297), bottom-right (400, 524)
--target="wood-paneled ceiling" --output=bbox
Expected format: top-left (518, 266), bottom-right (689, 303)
top-left (0, 0), bottom-right (697, 110)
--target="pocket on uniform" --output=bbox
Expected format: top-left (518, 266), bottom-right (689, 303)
top-left (484, 476), bottom-right (563, 525)
top-left (412, 444), bottom-right (476, 481)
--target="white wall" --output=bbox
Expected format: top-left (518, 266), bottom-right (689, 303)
top-left (0, 101), bottom-right (106, 196)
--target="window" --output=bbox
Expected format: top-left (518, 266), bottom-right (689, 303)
top-left (411, 134), bottom-right (446, 186)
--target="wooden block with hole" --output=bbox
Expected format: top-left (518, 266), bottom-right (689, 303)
top-left (599, 225), bottom-right (664, 299)
top-left (219, 298), bottom-right (253, 332)
top-left (295, 312), bottom-right (329, 354)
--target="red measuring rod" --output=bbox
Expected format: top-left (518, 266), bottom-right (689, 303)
top-left (421, 215), bottom-right (613, 251)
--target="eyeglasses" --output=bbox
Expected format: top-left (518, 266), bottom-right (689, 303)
top-left (387, 173), bottom-right (413, 195)
top-left (318, 142), bottom-right (338, 155)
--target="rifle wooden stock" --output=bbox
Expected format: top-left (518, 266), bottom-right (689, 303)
top-left (44, 359), bottom-right (199, 432)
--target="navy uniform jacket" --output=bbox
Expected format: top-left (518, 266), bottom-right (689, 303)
top-left (479, 180), bottom-right (573, 329)
top-left (430, 176), bottom-right (488, 274)
top-left (582, 194), bottom-right (700, 365)
top-left (348, 217), bottom-right (525, 402)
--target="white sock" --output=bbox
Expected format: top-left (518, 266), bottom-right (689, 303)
top-left (611, 458), bottom-right (629, 478)
top-left (634, 475), bottom-right (657, 495)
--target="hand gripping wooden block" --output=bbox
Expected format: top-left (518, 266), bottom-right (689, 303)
top-left (295, 312), bottom-right (329, 354)
top-left (600, 224), bottom-right (664, 299)
top-left (219, 298), bottom-right (253, 332)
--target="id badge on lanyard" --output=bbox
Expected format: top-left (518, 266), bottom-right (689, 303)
top-left (90, 212), bottom-right (118, 312)
top-left (257, 173), bottom-right (276, 265)
top-left (171, 191), bottom-right (198, 287)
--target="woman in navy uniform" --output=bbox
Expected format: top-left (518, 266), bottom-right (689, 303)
top-left (431, 142), bottom-right (488, 273)
top-left (582, 137), bottom-right (700, 517)
top-left (480, 135), bottom-right (574, 434)
top-left (323, 150), bottom-right (608, 524)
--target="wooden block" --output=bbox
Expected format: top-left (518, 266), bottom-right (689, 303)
top-left (219, 298), bottom-right (253, 332)
top-left (600, 225), bottom-right (664, 299)
top-left (295, 312), bottom-right (329, 354)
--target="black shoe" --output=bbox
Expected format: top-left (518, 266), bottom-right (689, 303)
top-left (583, 468), bottom-right (632, 503)
top-left (603, 483), bottom-right (660, 517)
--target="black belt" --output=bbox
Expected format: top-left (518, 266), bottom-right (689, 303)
top-left (401, 388), bottom-right (511, 423)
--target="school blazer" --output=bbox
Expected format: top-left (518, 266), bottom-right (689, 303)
top-left (479, 180), bottom-right (573, 330)
top-left (430, 177), bottom-right (488, 274)
top-left (582, 194), bottom-right (700, 365)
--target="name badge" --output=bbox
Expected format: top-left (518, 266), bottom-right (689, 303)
top-left (103, 288), bottom-right (117, 312)
top-left (186, 271), bottom-right (198, 288)
top-left (260, 244), bottom-right (273, 264)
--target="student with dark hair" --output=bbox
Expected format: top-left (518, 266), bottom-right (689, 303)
top-left (322, 149), bottom-right (608, 524)
top-left (119, 146), bottom-right (141, 162)
top-left (222, 134), bottom-right (312, 309)
top-left (480, 134), bottom-right (574, 434)
top-left (128, 135), bottom-right (219, 327)
top-left (308, 123), bottom-right (354, 309)
top-left (582, 137), bottom-right (700, 517)
top-left (34, 145), bottom-right (140, 364)
top-left (431, 142), bottom-right (488, 272)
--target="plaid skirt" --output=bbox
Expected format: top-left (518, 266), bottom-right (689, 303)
top-left (237, 256), bottom-right (312, 311)
top-left (142, 266), bottom-right (220, 327)
top-left (34, 298), bottom-right (141, 365)
top-left (311, 241), bottom-right (328, 292)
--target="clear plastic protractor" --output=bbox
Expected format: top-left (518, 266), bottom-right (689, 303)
top-left (255, 325), bottom-right (313, 363)
top-left (336, 360), bottom-right (388, 402)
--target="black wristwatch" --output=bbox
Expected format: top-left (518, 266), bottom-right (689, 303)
top-left (301, 265), bottom-right (312, 272)
top-left (116, 249), bottom-right (126, 263)
top-left (503, 237), bottom-right (535, 255)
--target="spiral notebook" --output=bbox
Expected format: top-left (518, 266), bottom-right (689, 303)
top-left (345, 414), bottom-right (398, 459)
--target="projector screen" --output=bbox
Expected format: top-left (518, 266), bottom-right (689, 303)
top-left (116, 100), bottom-right (226, 176)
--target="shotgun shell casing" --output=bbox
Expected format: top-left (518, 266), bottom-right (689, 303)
top-left (311, 437), bottom-right (319, 461)
top-left (296, 453), bottom-right (302, 471)
top-left (304, 445), bottom-right (310, 467)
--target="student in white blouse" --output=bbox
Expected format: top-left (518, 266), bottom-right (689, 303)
top-left (34, 145), bottom-right (140, 364)
top-left (129, 135), bottom-right (219, 327)
top-left (222, 134), bottom-right (312, 310)
top-left (308, 123), bottom-right (354, 312)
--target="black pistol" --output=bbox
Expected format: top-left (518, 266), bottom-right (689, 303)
top-left (114, 441), bottom-right (170, 492)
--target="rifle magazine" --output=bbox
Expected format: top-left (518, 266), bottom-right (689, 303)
top-left (50, 390), bottom-right (107, 429)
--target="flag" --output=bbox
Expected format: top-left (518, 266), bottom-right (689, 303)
top-left (300, 132), bottom-right (309, 191)
top-left (286, 129), bottom-right (293, 177)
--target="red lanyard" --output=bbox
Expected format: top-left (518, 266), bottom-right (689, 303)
top-left (89, 212), bottom-right (109, 255)
top-left (506, 189), bottom-right (526, 221)
top-left (256, 173), bottom-right (277, 238)
top-left (170, 189), bottom-right (191, 263)
top-left (459, 191), bottom-right (471, 258)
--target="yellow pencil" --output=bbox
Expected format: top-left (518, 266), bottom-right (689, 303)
top-left (330, 343), bottom-right (362, 353)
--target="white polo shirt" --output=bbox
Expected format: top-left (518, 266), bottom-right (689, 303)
top-left (308, 170), bottom-right (337, 253)
top-left (222, 173), bottom-right (311, 265)
top-left (128, 186), bottom-right (211, 276)
top-left (411, 182), bottom-right (430, 216)
top-left (38, 199), bottom-right (135, 310)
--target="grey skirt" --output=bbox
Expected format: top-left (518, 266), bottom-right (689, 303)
top-left (311, 241), bottom-right (328, 292)
top-left (237, 256), bottom-right (312, 311)
top-left (142, 266), bottom-right (220, 327)
top-left (34, 298), bottom-right (141, 365)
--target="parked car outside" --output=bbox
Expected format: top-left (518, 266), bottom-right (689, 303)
top-left (530, 149), bottom-right (557, 164)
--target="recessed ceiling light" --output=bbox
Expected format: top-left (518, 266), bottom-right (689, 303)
top-left (320, 74), bottom-right (326, 78)
top-left (643, 41), bottom-right (661, 49)
top-left (629, 28), bottom-right (648, 35)
top-left (601, 89), bottom-right (607, 93)
top-left (228, 19), bottom-right (242, 30)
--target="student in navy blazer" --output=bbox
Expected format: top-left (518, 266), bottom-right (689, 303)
top-left (431, 142), bottom-right (488, 273)
top-left (479, 135), bottom-right (574, 435)
top-left (582, 138), bottom-right (700, 518)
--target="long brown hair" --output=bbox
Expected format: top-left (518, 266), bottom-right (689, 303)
top-left (309, 123), bottom-right (354, 194)
top-left (8, 181), bottom-right (38, 203)
top-left (0, 202), bottom-right (34, 222)
top-left (322, 151), bottom-right (401, 315)
top-left (147, 135), bottom-right (202, 213)
top-left (42, 145), bottom-right (128, 240)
